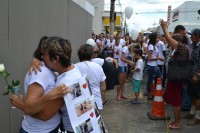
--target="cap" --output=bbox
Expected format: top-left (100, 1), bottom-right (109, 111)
top-left (187, 29), bottom-right (200, 36)
top-left (86, 38), bottom-right (96, 47)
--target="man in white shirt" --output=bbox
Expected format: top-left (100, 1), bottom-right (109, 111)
top-left (156, 35), bottom-right (166, 87)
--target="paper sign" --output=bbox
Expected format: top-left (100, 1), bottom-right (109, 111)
top-left (63, 76), bottom-right (107, 133)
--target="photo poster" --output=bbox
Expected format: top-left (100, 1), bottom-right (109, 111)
top-left (63, 75), bottom-right (108, 133)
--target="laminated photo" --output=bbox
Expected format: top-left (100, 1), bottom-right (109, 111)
top-left (63, 76), bottom-right (108, 133)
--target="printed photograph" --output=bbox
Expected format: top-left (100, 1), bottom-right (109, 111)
top-left (75, 118), bottom-right (94, 133)
top-left (67, 83), bottom-right (82, 101)
top-left (75, 98), bottom-right (93, 117)
top-left (98, 117), bottom-right (107, 133)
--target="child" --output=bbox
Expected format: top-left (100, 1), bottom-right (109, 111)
top-left (131, 49), bottom-right (144, 104)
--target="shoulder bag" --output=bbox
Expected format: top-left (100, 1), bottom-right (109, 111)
top-left (167, 60), bottom-right (194, 82)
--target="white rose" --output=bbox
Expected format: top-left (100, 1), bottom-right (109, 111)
top-left (0, 64), bottom-right (5, 72)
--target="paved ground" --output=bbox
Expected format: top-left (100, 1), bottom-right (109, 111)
top-left (101, 72), bottom-right (200, 133)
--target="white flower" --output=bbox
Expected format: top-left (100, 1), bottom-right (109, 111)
top-left (0, 64), bottom-right (5, 72)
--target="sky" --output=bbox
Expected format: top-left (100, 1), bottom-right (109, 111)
top-left (104, 0), bottom-right (200, 32)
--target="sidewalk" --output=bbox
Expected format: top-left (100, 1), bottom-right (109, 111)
top-left (101, 73), bottom-right (200, 133)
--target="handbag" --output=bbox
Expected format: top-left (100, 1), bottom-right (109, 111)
top-left (167, 60), bottom-right (194, 82)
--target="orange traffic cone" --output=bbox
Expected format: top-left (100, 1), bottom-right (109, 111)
top-left (151, 79), bottom-right (155, 96)
top-left (147, 78), bottom-right (170, 120)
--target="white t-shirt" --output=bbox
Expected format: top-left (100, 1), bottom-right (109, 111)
top-left (75, 61), bottom-right (106, 110)
top-left (55, 64), bottom-right (82, 132)
top-left (156, 41), bottom-right (165, 65)
top-left (91, 58), bottom-right (104, 66)
top-left (133, 59), bottom-right (144, 80)
top-left (113, 45), bottom-right (122, 60)
top-left (22, 65), bottom-right (60, 133)
top-left (119, 38), bottom-right (125, 46)
top-left (105, 57), bottom-right (114, 63)
top-left (106, 40), bottom-right (114, 53)
top-left (95, 39), bottom-right (104, 51)
top-left (147, 44), bottom-right (159, 66)
top-left (118, 46), bottom-right (129, 67)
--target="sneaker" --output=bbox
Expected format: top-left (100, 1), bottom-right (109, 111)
top-left (130, 98), bottom-right (137, 103)
top-left (131, 99), bottom-right (140, 104)
top-left (131, 100), bottom-right (137, 104)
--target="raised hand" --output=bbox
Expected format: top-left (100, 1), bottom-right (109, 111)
top-left (159, 19), bottom-right (168, 29)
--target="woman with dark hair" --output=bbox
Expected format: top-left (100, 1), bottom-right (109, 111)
top-left (146, 32), bottom-right (162, 100)
top-left (160, 19), bottom-right (190, 129)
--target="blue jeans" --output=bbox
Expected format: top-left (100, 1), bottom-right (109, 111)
top-left (20, 126), bottom-right (59, 133)
top-left (181, 82), bottom-right (191, 110)
top-left (146, 65), bottom-right (161, 93)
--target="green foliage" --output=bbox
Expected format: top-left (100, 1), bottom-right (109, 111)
top-left (0, 70), bottom-right (20, 95)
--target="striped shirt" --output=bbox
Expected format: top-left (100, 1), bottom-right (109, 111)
top-left (191, 41), bottom-right (200, 76)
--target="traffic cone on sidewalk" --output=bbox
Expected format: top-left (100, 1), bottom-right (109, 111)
top-left (147, 78), bottom-right (170, 120)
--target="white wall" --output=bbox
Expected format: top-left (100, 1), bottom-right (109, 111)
top-left (87, 0), bottom-right (105, 34)
top-left (0, 0), bottom-right (93, 132)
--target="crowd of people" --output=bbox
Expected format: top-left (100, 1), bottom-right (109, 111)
top-left (9, 19), bottom-right (200, 132)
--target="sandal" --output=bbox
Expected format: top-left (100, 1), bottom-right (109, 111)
top-left (116, 96), bottom-right (121, 101)
top-left (121, 96), bottom-right (129, 99)
top-left (168, 121), bottom-right (175, 126)
top-left (168, 123), bottom-right (181, 130)
top-left (131, 100), bottom-right (138, 104)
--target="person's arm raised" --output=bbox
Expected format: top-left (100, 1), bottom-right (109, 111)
top-left (159, 19), bottom-right (178, 49)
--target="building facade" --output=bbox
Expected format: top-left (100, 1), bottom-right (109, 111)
top-left (87, 0), bottom-right (123, 35)
top-left (168, 1), bottom-right (200, 32)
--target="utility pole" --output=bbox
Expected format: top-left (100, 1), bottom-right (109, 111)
top-left (110, 0), bottom-right (115, 36)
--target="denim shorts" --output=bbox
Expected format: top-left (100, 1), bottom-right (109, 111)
top-left (118, 66), bottom-right (128, 73)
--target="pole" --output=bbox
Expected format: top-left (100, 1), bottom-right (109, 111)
top-left (110, 0), bottom-right (115, 36)
top-left (124, 17), bottom-right (126, 35)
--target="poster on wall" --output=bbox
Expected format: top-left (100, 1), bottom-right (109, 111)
top-left (172, 10), bottom-right (179, 22)
top-left (63, 75), bottom-right (108, 133)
